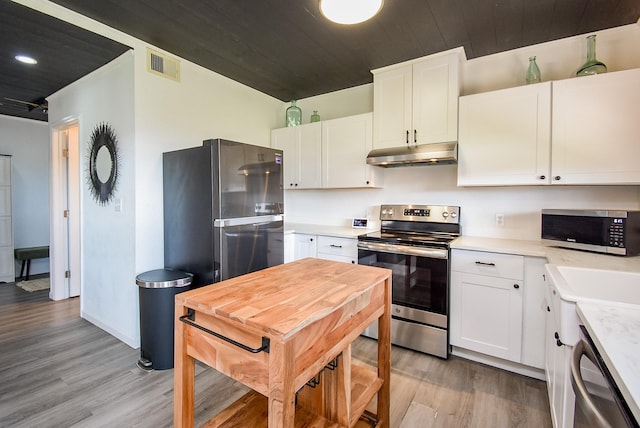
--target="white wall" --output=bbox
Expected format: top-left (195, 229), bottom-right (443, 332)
top-left (0, 115), bottom-right (50, 277)
top-left (285, 23), bottom-right (640, 239)
top-left (48, 52), bottom-right (137, 345)
top-left (285, 166), bottom-right (640, 240)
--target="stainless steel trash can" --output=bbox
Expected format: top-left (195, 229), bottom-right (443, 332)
top-left (136, 269), bottom-right (192, 370)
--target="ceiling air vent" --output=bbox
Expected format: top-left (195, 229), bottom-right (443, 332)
top-left (146, 48), bottom-right (180, 82)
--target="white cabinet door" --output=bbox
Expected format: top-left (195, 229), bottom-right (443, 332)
top-left (412, 53), bottom-right (460, 145)
top-left (545, 297), bottom-right (561, 428)
top-left (271, 123), bottom-right (322, 189)
top-left (373, 65), bottom-right (413, 149)
top-left (0, 156), bottom-right (13, 283)
top-left (322, 113), bottom-right (382, 189)
top-left (457, 82), bottom-right (551, 186)
top-left (284, 233), bottom-right (295, 263)
top-left (373, 50), bottom-right (461, 150)
top-left (551, 68), bottom-right (640, 184)
top-left (293, 233), bottom-right (317, 260)
top-left (451, 271), bottom-right (523, 362)
top-left (545, 279), bottom-right (576, 428)
top-left (271, 127), bottom-right (299, 189)
top-left (521, 257), bottom-right (547, 369)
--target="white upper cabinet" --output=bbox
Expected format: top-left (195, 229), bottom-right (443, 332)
top-left (322, 113), bottom-right (383, 189)
top-left (271, 122), bottom-right (322, 189)
top-left (373, 49), bottom-right (462, 149)
top-left (551, 68), bottom-right (640, 185)
top-left (458, 68), bottom-right (640, 186)
top-left (272, 113), bottom-right (383, 190)
top-left (458, 82), bottom-right (551, 186)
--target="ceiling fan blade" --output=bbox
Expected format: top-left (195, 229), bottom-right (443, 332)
top-left (4, 97), bottom-right (41, 108)
top-left (4, 97), bottom-right (48, 113)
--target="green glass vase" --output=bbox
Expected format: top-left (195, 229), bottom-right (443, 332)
top-left (576, 35), bottom-right (607, 77)
top-left (526, 56), bottom-right (541, 84)
top-left (286, 100), bottom-right (302, 127)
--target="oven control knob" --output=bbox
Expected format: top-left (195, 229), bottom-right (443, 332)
top-left (387, 209), bottom-right (394, 217)
top-left (442, 211), bottom-right (449, 218)
top-left (450, 211), bottom-right (457, 218)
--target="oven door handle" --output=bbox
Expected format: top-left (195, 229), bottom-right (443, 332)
top-left (357, 241), bottom-right (448, 259)
top-left (570, 337), bottom-right (615, 428)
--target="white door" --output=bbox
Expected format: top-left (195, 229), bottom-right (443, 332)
top-left (50, 120), bottom-right (81, 300)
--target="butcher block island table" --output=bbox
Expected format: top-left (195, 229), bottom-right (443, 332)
top-left (174, 258), bottom-right (391, 428)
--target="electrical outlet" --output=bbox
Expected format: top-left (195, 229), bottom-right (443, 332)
top-left (495, 213), bottom-right (505, 227)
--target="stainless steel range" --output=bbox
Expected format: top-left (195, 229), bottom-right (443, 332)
top-left (358, 204), bottom-right (460, 359)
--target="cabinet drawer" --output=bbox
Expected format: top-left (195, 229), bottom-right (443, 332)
top-left (316, 236), bottom-right (357, 258)
top-left (317, 253), bottom-right (357, 265)
top-left (451, 249), bottom-right (524, 280)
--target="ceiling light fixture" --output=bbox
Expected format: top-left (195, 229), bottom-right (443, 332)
top-left (15, 55), bottom-right (37, 65)
top-left (319, 0), bottom-right (384, 25)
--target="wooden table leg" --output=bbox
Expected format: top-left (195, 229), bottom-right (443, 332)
top-left (268, 339), bottom-right (296, 428)
top-left (174, 303), bottom-right (195, 428)
top-left (377, 276), bottom-right (391, 427)
top-left (297, 348), bottom-right (351, 426)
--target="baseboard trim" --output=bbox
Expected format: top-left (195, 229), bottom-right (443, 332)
top-left (451, 346), bottom-right (546, 381)
top-left (82, 311), bottom-right (140, 349)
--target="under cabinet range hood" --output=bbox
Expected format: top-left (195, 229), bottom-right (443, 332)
top-left (366, 142), bottom-right (458, 167)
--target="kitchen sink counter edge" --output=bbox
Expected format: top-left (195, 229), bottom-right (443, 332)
top-left (451, 236), bottom-right (640, 273)
top-left (285, 222), bottom-right (377, 238)
top-left (577, 302), bottom-right (640, 423)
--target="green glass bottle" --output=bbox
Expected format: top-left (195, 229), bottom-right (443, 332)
top-left (526, 56), bottom-right (541, 84)
top-left (286, 100), bottom-right (302, 127)
top-left (310, 110), bottom-right (320, 123)
top-left (576, 35), bottom-right (607, 77)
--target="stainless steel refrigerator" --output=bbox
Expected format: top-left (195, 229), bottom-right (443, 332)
top-left (163, 139), bottom-right (284, 287)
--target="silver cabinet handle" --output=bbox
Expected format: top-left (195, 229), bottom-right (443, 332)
top-left (329, 244), bottom-right (343, 248)
top-left (570, 338), bottom-right (614, 428)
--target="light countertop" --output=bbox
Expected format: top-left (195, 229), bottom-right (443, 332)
top-left (577, 303), bottom-right (640, 422)
top-left (285, 222), bottom-right (375, 239)
top-left (451, 236), bottom-right (640, 273)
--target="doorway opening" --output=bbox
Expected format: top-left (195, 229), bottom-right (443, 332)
top-left (50, 119), bottom-right (81, 300)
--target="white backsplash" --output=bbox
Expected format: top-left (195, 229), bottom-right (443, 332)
top-left (284, 165), bottom-right (640, 240)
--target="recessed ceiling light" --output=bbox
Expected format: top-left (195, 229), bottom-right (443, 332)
top-left (15, 55), bottom-right (37, 65)
top-left (319, 0), bottom-right (384, 25)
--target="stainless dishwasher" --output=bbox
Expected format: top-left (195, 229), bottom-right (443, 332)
top-left (571, 325), bottom-right (639, 428)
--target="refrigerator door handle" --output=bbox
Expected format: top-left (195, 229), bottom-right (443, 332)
top-left (214, 214), bottom-right (284, 228)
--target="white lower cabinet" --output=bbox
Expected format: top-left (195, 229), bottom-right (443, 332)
top-left (316, 236), bottom-right (357, 264)
top-left (450, 249), bottom-right (546, 371)
top-left (545, 274), bottom-right (575, 428)
top-left (289, 233), bottom-right (357, 264)
top-left (293, 233), bottom-right (317, 260)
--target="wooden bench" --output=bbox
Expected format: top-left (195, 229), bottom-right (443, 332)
top-left (14, 246), bottom-right (49, 280)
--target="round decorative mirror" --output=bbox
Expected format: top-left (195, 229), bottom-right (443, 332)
top-left (88, 123), bottom-right (119, 205)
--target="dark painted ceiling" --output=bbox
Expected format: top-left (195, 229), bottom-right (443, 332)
top-left (0, 1), bottom-right (130, 122)
top-left (3, 0), bottom-right (640, 122)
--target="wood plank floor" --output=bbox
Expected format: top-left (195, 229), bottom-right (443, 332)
top-left (0, 283), bottom-right (552, 427)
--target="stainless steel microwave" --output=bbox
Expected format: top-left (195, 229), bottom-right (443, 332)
top-left (541, 209), bottom-right (640, 256)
